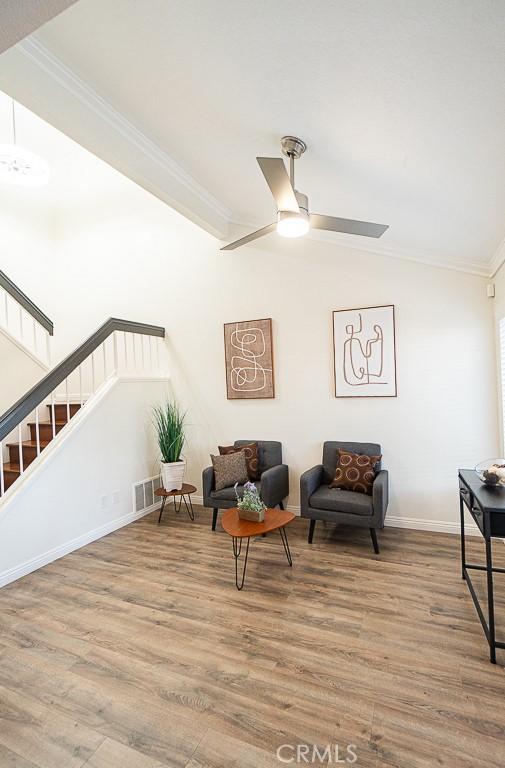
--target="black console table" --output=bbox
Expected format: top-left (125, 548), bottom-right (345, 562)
top-left (458, 469), bottom-right (505, 663)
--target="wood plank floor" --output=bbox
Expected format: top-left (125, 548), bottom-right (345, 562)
top-left (0, 506), bottom-right (504, 767)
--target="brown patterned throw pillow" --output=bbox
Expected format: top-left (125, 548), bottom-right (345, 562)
top-left (329, 448), bottom-right (381, 495)
top-left (218, 442), bottom-right (260, 481)
top-left (211, 451), bottom-right (249, 491)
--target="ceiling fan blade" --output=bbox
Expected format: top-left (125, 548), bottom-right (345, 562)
top-left (221, 222), bottom-right (277, 251)
top-left (256, 157), bottom-right (299, 213)
top-left (310, 213), bottom-right (389, 238)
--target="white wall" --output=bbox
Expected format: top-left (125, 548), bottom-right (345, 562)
top-left (0, 189), bottom-right (54, 414)
top-left (180, 239), bottom-right (498, 532)
top-left (492, 262), bottom-right (505, 453)
top-left (0, 133), bottom-right (499, 534)
top-left (1, 167), bottom-right (498, 532)
top-left (0, 189), bottom-right (56, 313)
top-left (0, 376), bottom-right (168, 586)
top-left (0, 331), bottom-right (47, 414)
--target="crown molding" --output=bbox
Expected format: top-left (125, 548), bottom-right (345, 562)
top-left (310, 232), bottom-right (492, 278)
top-left (226, 219), bottom-right (492, 278)
top-left (489, 236), bottom-right (505, 278)
top-left (14, 36), bottom-right (232, 238)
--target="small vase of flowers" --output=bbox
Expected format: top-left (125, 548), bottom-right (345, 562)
top-left (235, 481), bottom-right (266, 522)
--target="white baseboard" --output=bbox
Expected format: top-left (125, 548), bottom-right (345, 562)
top-left (0, 505), bottom-right (159, 589)
top-left (385, 514), bottom-right (479, 536)
top-left (191, 495), bottom-right (480, 536)
top-left (0, 496), bottom-right (481, 589)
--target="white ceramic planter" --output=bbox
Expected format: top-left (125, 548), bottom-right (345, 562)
top-left (161, 460), bottom-right (186, 491)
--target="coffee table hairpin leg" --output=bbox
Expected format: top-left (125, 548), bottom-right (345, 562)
top-left (232, 536), bottom-right (250, 591)
top-left (279, 525), bottom-right (293, 566)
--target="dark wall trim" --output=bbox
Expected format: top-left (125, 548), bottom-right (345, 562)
top-left (0, 270), bottom-right (54, 335)
top-left (0, 317), bottom-right (165, 442)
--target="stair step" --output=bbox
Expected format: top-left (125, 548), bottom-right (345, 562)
top-left (2, 463), bottom-right (21, 491)
top-left (1, 403), bottom-right (83, 496)
top-left (46, 403), bottom-right (81, 419)
top-left (7, 440), bottom-right (51, 466)
top-left (28, 420), bottom-right (67, 441)
top-left (8, 440), bottom-right (52, 448)
top-left (3, 462), bottom-right (21, 474)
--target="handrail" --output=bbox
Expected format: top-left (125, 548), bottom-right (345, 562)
top-left (0, 317), bottom-right (165, 442)
top-left (0, 270), bottom-right (54, 336)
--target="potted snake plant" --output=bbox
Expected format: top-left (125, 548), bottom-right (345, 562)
top-left (154, 400), bottom-right (186, 491)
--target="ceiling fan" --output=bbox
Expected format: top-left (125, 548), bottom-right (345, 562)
top-left (221, 136), bottom-right (388, 251)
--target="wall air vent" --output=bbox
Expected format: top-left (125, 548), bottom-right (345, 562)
top-left (133, 474), bottom-right (162, 514)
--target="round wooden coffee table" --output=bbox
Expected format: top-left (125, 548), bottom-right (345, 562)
top-left (155, 483), bottom-right (196, 524)
top-left (221, 507), bottom-right (295, 590)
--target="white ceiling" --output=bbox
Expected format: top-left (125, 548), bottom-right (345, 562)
top-left (1, 0), bottom-right (505, 273)
top-left (0, 0), bottom-right (77, 54)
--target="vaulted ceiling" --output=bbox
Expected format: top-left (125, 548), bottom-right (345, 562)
top-left (1, 0), bottom-right (504, 274)
top-left (0, 0), bottom-right (77, 54)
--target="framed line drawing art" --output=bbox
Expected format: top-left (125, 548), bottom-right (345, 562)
top-left (224, 318), bottom-right (275, 399)
top-left (333, 305), bottom-right (397, 397)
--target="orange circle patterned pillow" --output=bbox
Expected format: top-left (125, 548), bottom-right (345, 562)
top-left (329, 448), bottom-right (381, 495)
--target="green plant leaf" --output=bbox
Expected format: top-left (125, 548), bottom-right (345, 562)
top-left (153, 400), bottom-right (186, 463)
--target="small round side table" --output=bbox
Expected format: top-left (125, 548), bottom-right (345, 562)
top-left (155, 483), bottom-right (196, 524)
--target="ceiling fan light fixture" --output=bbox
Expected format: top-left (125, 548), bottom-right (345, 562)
top-left (277, 210), bottom-right (310, 238)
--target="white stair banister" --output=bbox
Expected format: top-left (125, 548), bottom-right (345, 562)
top-left (0, 318), bottom-right (166, 498)
top-left (0, 271), bottom-right (53, 367)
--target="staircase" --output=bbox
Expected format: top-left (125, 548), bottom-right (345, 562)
top-left (2, 403), bottom-right (82, 493)
top-left (0, 318), bottom-right (166, 501)
top-left (0, 270), bottom-right (53, 367)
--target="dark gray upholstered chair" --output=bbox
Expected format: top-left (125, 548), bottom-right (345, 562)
top-left (203, 440), bottom-right (289, 530)
top-left (300, 441), bottom-right (388, 553)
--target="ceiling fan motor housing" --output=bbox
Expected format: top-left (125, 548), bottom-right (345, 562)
top-left (280, 136), bottom-right (307, 159)
top-left (294, 190), bottom-right (308, 213)
top-left (276, 190), bottom-right (308, 216)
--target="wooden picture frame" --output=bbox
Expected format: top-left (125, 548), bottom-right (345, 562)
top-left (332, 305), bottom-right (397, 398)
top-left (224, 318), bottom-right (275, 399)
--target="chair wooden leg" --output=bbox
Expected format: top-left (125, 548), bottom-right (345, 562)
top-left (279, 500), bottom-right (285, 510)
top-left (308, 519), bottom-right (316, 544)
top-left (212, 508), bottom-right (218, 531)
top-left (370, 527), bottom-right (379, 554)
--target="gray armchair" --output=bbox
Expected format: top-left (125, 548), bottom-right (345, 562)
top-left (203, 440), bottom-right (289, 530)
top-left (300, 441), bottom-right (388, 554)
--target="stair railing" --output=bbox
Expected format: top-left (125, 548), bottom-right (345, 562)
top-left (0, 270), bottom-right (54, 366)
top-left (0, 318), bottom-right (166, 497)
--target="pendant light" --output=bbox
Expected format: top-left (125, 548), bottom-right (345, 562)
top-left (0, 99), bottom-right (49, 187)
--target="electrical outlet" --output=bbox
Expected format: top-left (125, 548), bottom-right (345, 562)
top-left (100, 495), bottom-right (109, 509)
